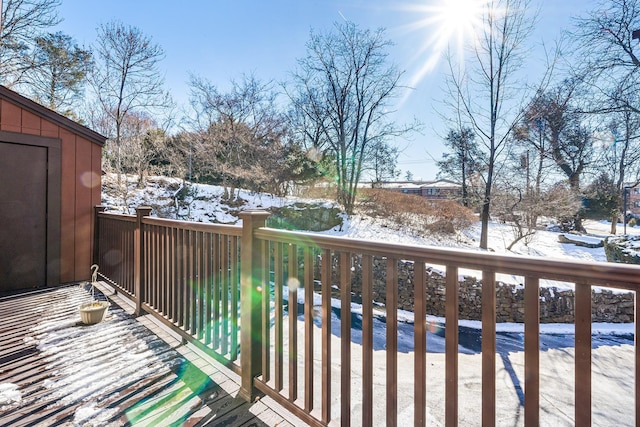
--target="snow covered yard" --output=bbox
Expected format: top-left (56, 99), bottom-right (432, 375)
top-left (271, 285), bottom-right (635, 426)
top-left (103, 174), bottom-right (640, 266)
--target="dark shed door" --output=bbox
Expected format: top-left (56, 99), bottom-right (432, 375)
top-left (0, 141), bottom-right (48, 290)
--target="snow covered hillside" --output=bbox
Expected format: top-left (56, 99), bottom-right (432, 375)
top-left (103, 174), bottom-right (640, 265)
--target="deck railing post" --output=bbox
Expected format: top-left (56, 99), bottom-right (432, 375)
top-left (135, 206), bottom-right (152, 316)
top-left (238, 210), bottom-right (270, 402)
top-left (93, 205), bottom-right (106, 266)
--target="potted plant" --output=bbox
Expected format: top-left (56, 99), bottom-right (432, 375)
top-left (79, 265), bottom-right (110, 325)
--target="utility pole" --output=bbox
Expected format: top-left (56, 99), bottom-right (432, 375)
top-left (525, 150), bottom-right (530, 197)
top-left (624, 186), bottom-right (631, 234)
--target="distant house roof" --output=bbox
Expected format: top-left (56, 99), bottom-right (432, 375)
top-left (0, 85), bottom-right (106, 146)
top-left (420, 179), bottom-right (461, 189)
top-left (379, 182), bottom-right (422, 190)
top-left (367, 179), bottom-right (461, 189)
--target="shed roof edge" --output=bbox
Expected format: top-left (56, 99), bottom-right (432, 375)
top-left (0, 85), bottom-right (107, 146)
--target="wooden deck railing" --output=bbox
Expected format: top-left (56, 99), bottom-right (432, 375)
top-left (94, 206), bottom-right (243, 372)
top-left (94, 206), bottom-right (640, 426)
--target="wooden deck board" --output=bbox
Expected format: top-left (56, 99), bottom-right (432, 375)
top-left (0, 285), bottom-right (299, 427)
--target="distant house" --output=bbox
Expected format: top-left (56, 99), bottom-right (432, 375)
top-left (375, 179), bottom-right (462, 201)
top-left (626, 185), bottom-right (640, 216)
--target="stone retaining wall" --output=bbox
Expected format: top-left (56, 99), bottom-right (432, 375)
top-left (321, 255), bottom-right (634, 323)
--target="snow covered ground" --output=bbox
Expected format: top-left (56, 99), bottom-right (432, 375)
top-left (104, 174), bottom-right (640, 259)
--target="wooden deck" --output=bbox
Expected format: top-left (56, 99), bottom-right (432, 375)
top-left (0, 284), bottom-right (302, 427)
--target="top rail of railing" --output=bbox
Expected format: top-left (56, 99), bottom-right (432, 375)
top-left (97, 209), bottom-right (243, 236)
top-left (254, 227), bottom-right (640, 290)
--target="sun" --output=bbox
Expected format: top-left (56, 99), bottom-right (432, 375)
top-left (399, 0), bottom-right (488, 89)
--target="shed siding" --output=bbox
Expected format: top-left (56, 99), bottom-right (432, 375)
top-left (0, 99), bottom-right (102, 284)
top-left (21, 109), bottom-right (41, 135)
top-left (59, 128), bottom-right (76, 281)
top-left (41, 118), bottom-right (59, 138)
top-left (0, 100), bottom-right (21, 133)
top-left (74, 135), bottom-right (93, 280)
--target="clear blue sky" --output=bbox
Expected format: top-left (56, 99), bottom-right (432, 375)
top-left (55, 0), bottom-right (597, 181)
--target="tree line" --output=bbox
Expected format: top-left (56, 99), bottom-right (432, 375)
top-left (0, 1), bottom-right (410, 216)
top-left (436, 0), bottom-right (640, 248)
top-left (3, 0), bottom-right (640, 248)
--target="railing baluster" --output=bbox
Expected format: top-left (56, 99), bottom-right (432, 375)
top-left (114, 218), bottom-right (119, 286)
top-left (172, 227), bottom-right (178, 323)
top-left (154, 225), bottom-right (159, 308)
top-left (387, 257), bottom-right (398, 427)
top-left (195, 231), bottom-right (203, 338)
top-left (213, 233), bottom-right (220, 349)
top-left (414, 258), bottom-right (427, 427)
top-left (222, 235), bottom-right (230, 356)
top-left (184, 230), bottom-right (191, 330)
top-left (204, 232), bottom-right (212, 346)
top-left (633, 291), bottom-right (640, 427)
top-left (190, 231), bottom-right (197, 333)
top-left (524, 276), bottom-right (539, 426)
top-left (231, 235), bottom-right (239, 359)
top-left (160, 227), bottom-right (169, 317)
top-left (135, 207), bottom-right (151, 315)
top-left (117, 218), bottom-right (122, 287)
top-left (167, 227), bottom-right (173, 320)
top-left (151, 224), bottom-right (157, 309)
top-left (158, 226), bottom-right (162, 314)
top-left (289, 243), bottom-right (299, 402)
top-left (362, 254), bottom-right (374, 426)
top-left (575, 282), bottom-right (592, 426)
top-left (262, 240), bottom-right (271, 381)
top-left (196, 231), bottom-right (202, 338)
top-left (445, 265), bottom-right (459, 427)
top-left (176, 229), bottom-right (186, 327)
top-left (147, 223), bottom-right (151, 305)
top-left (304, 247), bottom-right (314, 412)
top-left (482, 270), bottom-right (496, 427)
top-left (340, 251), bottom-right (352, 426)
top-left (125, 219), bottom-right (130, 290)
top-left (275, 242), bottom-right (284, 392)
top-left (321, 248), bottom-right (332, 424)
top-left (129, 220), bottom-right (135, 292)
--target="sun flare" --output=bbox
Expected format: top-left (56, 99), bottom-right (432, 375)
top-left (400, 0), bottom-right (488, 89)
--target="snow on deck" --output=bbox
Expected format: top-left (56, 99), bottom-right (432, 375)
top-left (0, 285), bottom-right (294, 427)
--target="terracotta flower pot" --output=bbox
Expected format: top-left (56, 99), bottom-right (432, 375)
top-left (79, 301), bottom-right (110, 325)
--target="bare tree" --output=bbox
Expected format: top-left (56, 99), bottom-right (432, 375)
top-left (118, 112), bottom-right (167, 187)
top-left (493, 175), bottom-right (580, 250)
top-left (572, 0), bottom-right (640, 114)
top-left (188, 74), bottom-right (293, 198)
top-left (288, 21), bottom-right (415, 215)
top-left (445, 0), bottom-right (536, 249)
top-left (89, 21), bottom-right (169, 185)
top-left (0, 0), bottom-right (61, 86)
top-left (569, 1), bottom-right (640, 232)
top-left (595, 95), bottom-right (640, 233)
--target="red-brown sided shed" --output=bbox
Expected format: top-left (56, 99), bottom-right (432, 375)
top-left (0, 85), bottom-right (106, 292)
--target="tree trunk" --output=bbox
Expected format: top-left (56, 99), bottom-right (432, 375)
top-left (610, 212), bottom-right (618, 235)
top-left (480, 201), bottom-right (490, 249)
